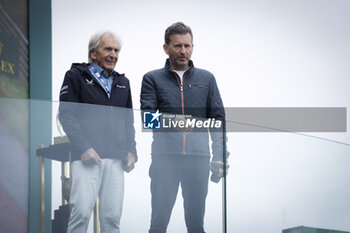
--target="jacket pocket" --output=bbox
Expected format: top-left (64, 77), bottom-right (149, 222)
top-left (188, 83), bottom-right (209, 88)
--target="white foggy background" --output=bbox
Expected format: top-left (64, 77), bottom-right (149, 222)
top-left (51, 0), bottom-right (350, 232)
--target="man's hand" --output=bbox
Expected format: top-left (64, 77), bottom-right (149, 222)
top-left (210, 160), bottom-right (229, 183)
top-left (80, 148), bottom-right (102, 165)
top-left (123, 152), bottom-right (136, 173)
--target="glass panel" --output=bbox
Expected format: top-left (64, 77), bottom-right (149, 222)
top-left (226, 123), bottom-right (350, 232)
top-left (2, 97), bottom-right (350, 233)
top-left (50, 100), bottom-right (225, 233)
top-left (0, 97), bottom-right (29, 233)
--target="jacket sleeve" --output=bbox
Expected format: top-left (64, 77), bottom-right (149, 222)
top-left (124, 82), bottom-right (138, 160)
top-left (207, 76), bottom-right (230, 162)
top-left (140, 73), bottom-right (158, 111)
top-left (58, 69), bottom-right (92, 156)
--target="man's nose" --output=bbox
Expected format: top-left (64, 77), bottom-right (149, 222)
top-left (110, 50), bottom-right (118, 58)
top-left (180, 46), bottom-right (186, 53)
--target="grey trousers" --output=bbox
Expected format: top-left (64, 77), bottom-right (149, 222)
top-left (67, 159), bottom-right (124, 233)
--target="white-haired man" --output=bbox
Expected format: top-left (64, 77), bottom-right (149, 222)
top-left (59, 31), bottom-right (137, 233)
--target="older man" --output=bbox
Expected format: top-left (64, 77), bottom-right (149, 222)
top-left (59, 31), bottom-right (137, 233)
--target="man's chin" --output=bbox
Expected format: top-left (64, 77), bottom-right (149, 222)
top-left (176, 60), bottom-right (189, 66)
top-left (105, 65), bottom-right (116, 72)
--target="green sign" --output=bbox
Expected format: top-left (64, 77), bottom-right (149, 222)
top-left (0, 32), bottom-right (19, 79)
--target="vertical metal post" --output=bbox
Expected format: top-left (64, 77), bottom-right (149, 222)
top-left (69, 152), bottom-right (71, 178)
top-left (222, 173), bottom-right (227, 233)
top-left (61, 161), bottom-right (68, 205)
top-left (38, 145), bottom-right (45, 233)
top-left (222, 122), bottom-right (227, 233)
top-left (93, 199), bottom-right (100, 233)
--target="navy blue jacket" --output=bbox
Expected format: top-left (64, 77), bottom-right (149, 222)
top-left (141, 59), bottom-right (227, 161)
top-left (59, 63), bottom-right (137, 161)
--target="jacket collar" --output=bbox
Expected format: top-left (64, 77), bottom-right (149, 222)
top-left (91, 62), bottom-right (116, 77)
top-left (71, 62), bottom-right (124, 78)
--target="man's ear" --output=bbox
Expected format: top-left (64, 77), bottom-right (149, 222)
top-left (90, 51), bottom-right (96, 60)
top-left (163, 44), bottom-right (169, 55)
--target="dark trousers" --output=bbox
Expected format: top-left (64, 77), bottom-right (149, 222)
top-left (149, 155), bottom-right (210, 233)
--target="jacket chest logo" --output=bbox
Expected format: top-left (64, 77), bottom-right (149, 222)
top-left (86, 78), bottom-right (94, 85)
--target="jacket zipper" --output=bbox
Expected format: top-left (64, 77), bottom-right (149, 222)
top-left (174, 73), bottom-right (186, 155)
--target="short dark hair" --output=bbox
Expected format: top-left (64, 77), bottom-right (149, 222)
top-left (164, 22), bottom-right (193, 45)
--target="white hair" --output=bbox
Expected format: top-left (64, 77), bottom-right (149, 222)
top-left (88, 31), bottom-right (122, 63)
